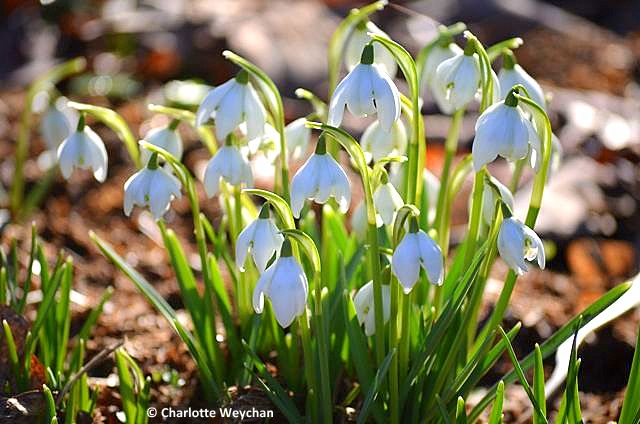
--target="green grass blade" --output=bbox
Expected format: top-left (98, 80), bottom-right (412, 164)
top-left (436, 395), bottom-right (453, 424)
top-left (43, 384), bottom-right (57, 421)
top-left (115, 349), bottom-right (137, 423)
top-left (488, 381), bottom-right (504, 424)
top-left (357, 348), bottom-right (396, 424)
top-left (469, 281), bottom-right (630, 421)
top-left (242, 340), bottom-right (303, 422)
top-left (456, 396), bottom-right (468, 424)
top-left (619, 323), bottom-right (640, 423)
top-left (498, 327), bottom-right (547, 423)
top-left (533, 344), bottom-right (547, 424)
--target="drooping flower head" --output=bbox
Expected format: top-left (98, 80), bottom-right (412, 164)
top-left (497, 217), bottom-right (545, 275)
top-left (202, 136), bottom-right (253, 197)
top-left (236, 204), bottom-right (284, 273)
top-left (329, 44), bottom-right (401, 131)
top-left (391, 217), bottom-right (444, 293)
top-left (420, 39), bottom-right (462, 98)
top-left (140, 120), bottom-right (183, 164)
top-left (290, 135), bottom-right (351, 218)
top-left (373, 171), bottom-right (404, 225)
top-left (354, 280), bottom-right (391, 336)
top-left (481, 176), bottom-right (514, 225)
top-left (344, 20), bottom-right (397, 78)
top-left (123, 153), bottom-right (182, 219)
top-left (361, 119), bottom-right (407, 163)
top-left (499, 50), bottom-right (546, 110)
top-left (196, 70), bottom-right (267, 141)
top-left (471, 89), bottom-right (541, 171)
top-left (253, 239), bottom-right (309, 328)
top-left (285, 118), bottom-right (311, 161)
top-left (432, 38), bottom-right (481, 114)
top-left (57, 114), bottom-right (108, 182)
top-left (41, 100), bottom-right (76, 151)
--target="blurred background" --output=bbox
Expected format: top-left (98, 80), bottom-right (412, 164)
top-left (1, 0), bottom-right (640, 421)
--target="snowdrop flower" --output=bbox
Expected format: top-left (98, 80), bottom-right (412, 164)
top-left (433, 42), bottom-right (481, 114)
top-left (482, 176), bottom-right (514, 225)
top-left (123, 154), bottom-right (182, 219)
top-left (241, 122), bottom-right (280, 161)
top-left (373, 173), bottom-right (403, 225)
top-left (253, 240), bottom-right (308, 328)
top-left (236, 205), bottom-right (284, 272)
top-left (361, 119), bottom-right (407, 163)
top-left (196, 70), bottom-right (267, 141)
top-left (391, 218), bottom-right (444, 293)
top-left (420, 40), bottom-right (462, 97)
top-left (471, 90), bottom-right (540, 171)
top-left (41, 103), bottom-right (75, 151)
top-left (328, 44), bottom-right (401, 131)
top-left (344, 21), bottom-right (397, 78)
top-left (285, 118), bottom-right (311, 161)
top-left (140, 121), bottom-right (183, 164)
top-left (354, 281), bottom-right (391, 336)
top-left (290, 136), bottom-right (351, 218)
top-left (351, 201), bottom-right (383, 241)
top-left (57, 115), bottom-right (108, 182)
top-left (499, 50), bottom-right (546, 110)
top-left (202, 140), bottom-right (253, 197)
top-left (498, 217), bottom-right (545, 275)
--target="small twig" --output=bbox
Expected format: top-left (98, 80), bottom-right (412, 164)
top-left (55, 340), bottom-right (124, 407)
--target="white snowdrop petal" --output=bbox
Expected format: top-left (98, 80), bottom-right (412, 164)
top-left (215, 83), bottom-right (245, 140)
top-left (235, 220), bottom-right (257, 271)
top-left (244, 83), bottom-right (267, 141)
top-left (392, 233), bottom-right (421, 293)
top-left (290, 155), bottom-right (320, 218)
top-left (417, 231), bottom-right (444, 286)
top-left (372, 66), bottom-right (401, 131)
top-left (252, 219), bottom-right (279, 272)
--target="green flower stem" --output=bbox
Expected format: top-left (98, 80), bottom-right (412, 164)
top-left (435, 108), bottom-right (464, 251)
top-left (11, 57), bottom-right (86, 217)
top-left (234, 186), bottom-right (251, 320)
top-left (367, 220), bottom-right (386, 366)
top-left (298, 311), bottom-right (319, 423)
top-left (462, 169), bottom-right (486, 274)
top-left (398, 288), bottom-right (411, 394)
top-left (388, 277), bottom-right (401, 424)
top-left (313, 274), bottom-right (332, 424)
top-left (473, 94), bottom-right (553, 351)
top-left (509, 158), bottom-right (526, 193)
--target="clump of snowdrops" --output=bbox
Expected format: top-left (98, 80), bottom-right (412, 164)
top-left (20, 1), bottom-right (640, 422)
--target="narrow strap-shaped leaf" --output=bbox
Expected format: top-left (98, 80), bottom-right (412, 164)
top-left (436, 395), bottom-right (453, 424)
top-left (533, 344), bottom-right (547, 424)
top-left (115, 349), bottom-right (137, 423)
top-left (43, 384), bottom-right (57, 422)
top-left (469, 281), bottom-right (630, 422)
top-left (488, 381), bottom-right (504, 424)
top-left (619, 323), bottom-right (640, 423)
top-left (242, 340), bottom-right (303, 422)
top-left (498, 327), bottom-right (548, 423)
top-left (456, 397), bottom-right (468, 424)
top-left (357, 348), bottom-right (396, 424)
